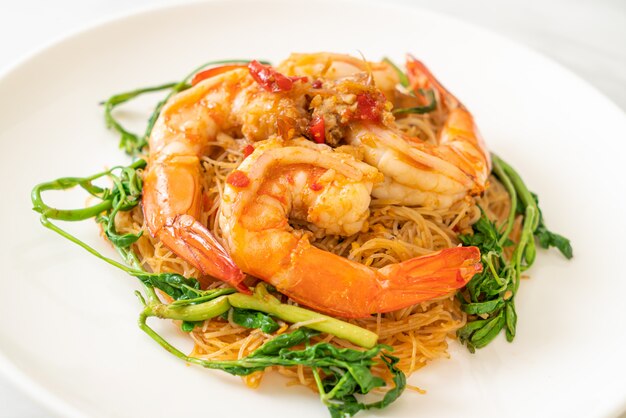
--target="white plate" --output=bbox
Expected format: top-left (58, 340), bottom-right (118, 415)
top-left (1, 0), bottom-right (625, 417)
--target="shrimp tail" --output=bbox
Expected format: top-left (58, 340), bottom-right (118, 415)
top-left (405, 54), bottom-right (459, 107)
top-left (375, 246), bottom-right (482, 312)
top-left (271, 243), bottom-right (481, 318)
top-left (159, 215), bottom-right (248, 293)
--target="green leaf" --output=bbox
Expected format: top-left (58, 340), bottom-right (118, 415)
top-left (458, 309), bottom-right (509, 351)
top-left (137, 273), bottom-right (202, 301)
top-left (461, 298), bottom-right (504, 315)
top-left (524, 237), bottom-right (536, 265)
top-left (458, 209), bottom-right (510, 352)
top-left (97, 213), bottom-right (142, 248)
top-left (31, 160), bottom-right (146, 222)
top-left (103, 82), bottom-right (178, 156)
top-left (231, 308), bottom-right (280, 333)
top-left (169, 288), bottom-right (236, 307)
top-left (459, 214), bottom-right (504, 254)
top-left (282, 343), bottom-right (383, 367)
top-left (470, 311), bottom-right (505, 349)
top-left (108, 231), bottom-right (142, 248)
top-left (181, 320), bottom-right (202, 332)
top-left (458, 155), bottom-right (573, 353)
top-left (250, 328), bottom-right (320, 357)
top-left (365, 354), bottom-right (406, 410)
top-left (530, 193), bottom-right (573, 259)
top-left (457, 318), bottom-right (488, 344)
top-left (535, 225), bottom-right (573, 259)
top-left (324, 373), bottom-right (363, 418)
top-left (323, 353), bottom-right (406, 418)
top-left (139, 311), bottom-right (406, 415)
top-left (505, 301), bottom-right (517, 342)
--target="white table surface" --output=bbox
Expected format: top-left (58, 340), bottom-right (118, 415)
top-left (0, 0), bottom-right (624, 416)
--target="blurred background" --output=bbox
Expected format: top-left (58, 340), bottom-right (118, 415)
top-left (0, 0), bottom-right (624, 416)
top-left (2, 0), bottom-right (624, 110)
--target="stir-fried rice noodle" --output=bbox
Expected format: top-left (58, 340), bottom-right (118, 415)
top-left (114, 112), bottom-right (511, 392)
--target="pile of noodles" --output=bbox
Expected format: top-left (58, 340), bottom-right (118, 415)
top-left (114, 111), bottom-right (512, 393)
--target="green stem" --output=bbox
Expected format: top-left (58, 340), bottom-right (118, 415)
top-left (382, 57), bottom-right (409, 88)
top-left (169, 288), bottom-right (236, 307)
top-left (142, 283), bottom-right (160, 306)
top-left (39, 216), bottom-right (138, 274)
top-left (31, 159), bottom-right (146, 221)
top-left (104, 82), bottom-right (178, 147)
top-left (491, 156), bottom-right (518, 247)
top-left (484, 252), bottom-right (504, 287)
top-left (492, 154), bottom-right (539, 231)
top-left (38, 214), bottom-right (171, 305)
top-left (512, 205), bottom-right (536, 294)
top-left (492, 154), bottom-right (541, 289)
top-left (323, 371), bottom-right (352, 401)
top-left (116, 242), bottom-right (143, 270)
top-left (145, 295), bottom-right (231, 321)
top-left (311, 367), bottom-right (326, 397)
top-left (138, 315), bottom-right (363, 373)
top-left (139, 313), bottom-right (193, 361)
top-left (40, 200), bottom-right (112, 222)
top-left (104, 82), bottom-right (178, 108)
top-left (228, 291), bottom-right (378, 348)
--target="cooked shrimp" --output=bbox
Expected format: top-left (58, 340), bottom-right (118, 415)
top-left (347, 56), bottom-right (492, 208)
top-left (218, 138), bottom-right (482, 318)
top-left (277, 53), bottom-right (396, 147)
top-left (277, 52), bottom-right (399, 100)
top-left (143, 68), bottom-right (309, 291)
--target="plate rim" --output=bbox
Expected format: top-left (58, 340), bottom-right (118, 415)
top-left (1, 0), bottom-right (624, 119)
top-left (1, 1), bottom-right (625, 417)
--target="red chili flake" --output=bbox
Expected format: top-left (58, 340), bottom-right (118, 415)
top-left (243, 144), bottom-right (255, 158)
top-left (309, 182), bottom-right (323, 191)
top-left (226, 170), bottom-right (251, 188)
top-left (311, 79), bottom-right (323, 89)
top-left (309, 115), bottom-right (325, 144)
top-left (248, 60), bottom-right (307, 92)
top-left (354, 92), bottom-right (385, 121)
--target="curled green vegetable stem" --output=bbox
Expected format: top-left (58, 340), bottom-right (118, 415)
top-left (31, 159), bottom-right (146, 221)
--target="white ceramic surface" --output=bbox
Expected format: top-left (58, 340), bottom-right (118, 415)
top-left (0, 1), bottom-right (625, 417)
